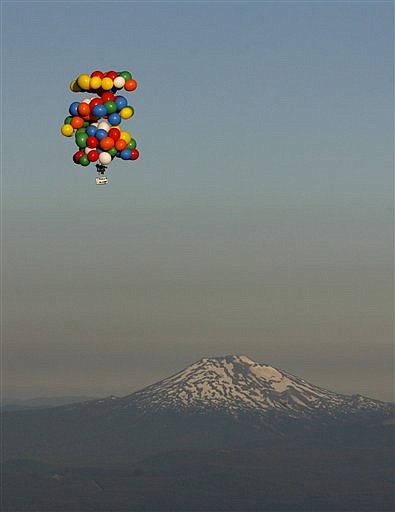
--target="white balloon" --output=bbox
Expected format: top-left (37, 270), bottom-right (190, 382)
top-left (99, 152), bottom-right (111, 165)
top-left (82, 98), bottom-right (91, 104)
top-left (113, 76), bottom-right (125, 89)
top-left (91, 122), bottom-right (99, 127)
top-left (85, 147), bottom-right (94, 154)
top-left (98, 121), bottom-right (110, 131)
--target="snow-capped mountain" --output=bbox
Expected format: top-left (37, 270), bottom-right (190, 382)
top-left (4, 355), bottom-right (393, 467)
top-left (108, 355), bottom-right (391, 423)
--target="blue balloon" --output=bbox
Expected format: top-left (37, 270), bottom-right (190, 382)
top-left (95, 129), bottom-right (108, 140)
top-left (108, 113), bottom-right (121, 126)
top-left (69, 102), bottom-right (80, 116)
top-left (115, 96), bottom-right (128, 111)
top-left (92, 104), bottom-right (107, 118)
top-left (86, 125), bottom-right (97, 136)
top-left (120, 148), bottom-right (132, 160)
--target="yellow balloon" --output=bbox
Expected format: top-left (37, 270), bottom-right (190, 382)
top-left (61, 124), bottom-right (74, 137)
top-left (120, 106), bottom-right (134, 119)
top-left (77, 74), bottom-right (91, 90)
top-left (101, 77), bottom-right (114, 90)
top-left (70, 80), bottom-right (82, 92)
top-left (90, 76), bottom-right (102, 89)
top-left (120, 131), bottom-right (131, 144)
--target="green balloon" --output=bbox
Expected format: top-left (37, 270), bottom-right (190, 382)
top-left (119, 70), bottom-right (132, 81)
top-left (79, 155), bottom-right (90, 166)
top-left (76, 132), bottom-right (88, 148)
top-left (127, 138), bottom-right (137, 150)
top-left (105, 101), bottom-right (117, 114)
top-left (83, 121), bottom-right (90, 127)
top-left (108, 147), bottom-right (118, 157)
top-left (64, 115), bottom-right (73, 125)
top-left (76, 127), bottom-right (87, 134)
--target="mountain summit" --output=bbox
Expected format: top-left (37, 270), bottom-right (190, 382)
top-left (110, 355), bottom-right (390, 423)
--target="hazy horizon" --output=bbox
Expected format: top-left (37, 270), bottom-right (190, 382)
top-left (5, 351), bottom-right (393, 403)
top-left (3, 2), bottom-right (393, 403)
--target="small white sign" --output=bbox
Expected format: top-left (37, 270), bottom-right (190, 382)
top-left (96, 176), bottom-right (109, 185)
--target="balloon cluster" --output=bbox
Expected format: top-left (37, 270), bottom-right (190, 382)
top-left (61, 70), bottom-right (139, 167)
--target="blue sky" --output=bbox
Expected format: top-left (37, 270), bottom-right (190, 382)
top-left (2, 1), bottom-right (393, 400)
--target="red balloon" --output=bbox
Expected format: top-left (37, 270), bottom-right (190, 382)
top-left (87, 136), bottom-right (99, 148)
top-left (108, 128), bottom-right (120, 141)
top-left (89, 98), bottom-right (102, 118)
top-left (87, 150), bottom-right (100, 162)
top-left (101, 91), bottom-right (116, 102)
top-left (131, 149), bottom-right (139, 160)
top-left (106, 70), bottom-right (118, 80)
top-left (91, 70), bottom-right (104, 78)
top-left (90, 97), bottom-right (102, 108)
top-left (73, 150), bottom-right (85, 163)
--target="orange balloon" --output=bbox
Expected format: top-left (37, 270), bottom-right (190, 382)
top-left (77, 102), bottom-right (90, 116)
top-left (100, 136), bottom-right (115, 150)
top-left (115, 139), bottom-right (127, 151)
top-left (124, 79), bottom-right (137, 91)
top-left (70, 116), bottom-right (84, 129)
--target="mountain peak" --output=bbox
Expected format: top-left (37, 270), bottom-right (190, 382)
top-left (199, 355), bottom-right (255, 364)
top-left (121, 355), bottom-right (390, 421)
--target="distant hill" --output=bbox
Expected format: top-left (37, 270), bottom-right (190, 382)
top-left (2, 396), bottom-right (99, 411)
